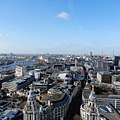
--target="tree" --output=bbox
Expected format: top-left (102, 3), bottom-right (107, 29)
top-left (73, 114), bottom-right (81, 120)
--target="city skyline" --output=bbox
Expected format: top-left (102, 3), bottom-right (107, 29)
top-left (0, 0), bottom-right (120, 54)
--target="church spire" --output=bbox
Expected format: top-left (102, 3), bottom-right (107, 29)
top-left (89, 85), bottom-right (97, 102)
top-left (92, 85), bottom-right (94, 91)
top-left (30, 84), bottom-right (33, 90)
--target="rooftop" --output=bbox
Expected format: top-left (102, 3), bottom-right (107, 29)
top-left (98, 71), bottom-right (110, 75)
top-left (3, 109), bottom-right (18, 118)
top-left (53, 94), bottom-right (63, 100)
top-left (3, 75), bottom-right (33, 85)
top-left (83, 85), bottom-right (116, 99)
top-left (0, 101), bottom-right (9, 106)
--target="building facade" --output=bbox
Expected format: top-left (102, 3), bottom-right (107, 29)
top-left (2, 76), bottom-right (34, 91)
top-left (23, 85), bottom-right (70, 120)
top-left (15, 65), bottom-right (26, 77)
top-left (97, 71), bottom-right (111, 83)
top-left (23, 85), bottom-right (39, 120)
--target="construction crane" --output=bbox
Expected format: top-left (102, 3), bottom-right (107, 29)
top-left (102, 50), bottom-right (104, 71)
top-left (2, 60), bottom-right (8, 78)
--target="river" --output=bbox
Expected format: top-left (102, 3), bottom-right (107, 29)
top-left (0, 60), bottom-right (36, 72)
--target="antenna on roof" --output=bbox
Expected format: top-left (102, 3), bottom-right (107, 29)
top-left (102, 50), bottom-right (104, 71)
top-left (113, 50), bottom-right (114, 57)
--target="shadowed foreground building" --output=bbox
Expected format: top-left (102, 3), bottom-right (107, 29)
top-left (80, 85), bottom-right (120, 120)
top-left (23, 85), bottom-right (53, 120)
top-left (23, 85), bottom-right (70, 120)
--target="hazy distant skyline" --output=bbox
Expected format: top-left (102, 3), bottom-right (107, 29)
top-left (0, 0), bottom-right (120, 55)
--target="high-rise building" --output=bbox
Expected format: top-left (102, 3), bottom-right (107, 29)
top-left (90, 52), bottom-right (93, 57)
top-left (114, 56), bottom-right (120, 66)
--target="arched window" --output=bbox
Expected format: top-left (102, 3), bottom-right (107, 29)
top-left (93, 115), bottom-right (95, 120)
top-left (90, 103), bottom-right (91, 106)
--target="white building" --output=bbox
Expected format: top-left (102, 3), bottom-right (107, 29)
top-left (15, 65), bottom-right (26, 77)
top-left (114, 81), bottom-right (120, 93)
top-left (80, 85), bottom-right (100, 120)
top-left (23, 85), bottom-right (39, 120)
top-left (57, 73), bottom-right (72, 83)
top-left (80, 85), bottom-right (120, 120)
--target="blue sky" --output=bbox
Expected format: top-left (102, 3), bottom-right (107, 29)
top-left (0, 0), bottom-right (120, 55)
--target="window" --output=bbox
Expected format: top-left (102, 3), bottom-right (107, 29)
top-left (93, 115), bottom-right (95, 120)
top-left (87, 115), bottom-right (89, 120)
top-left (90, 103), bottom-right (91, 106)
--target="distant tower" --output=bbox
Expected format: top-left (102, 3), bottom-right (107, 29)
top-left (107, 62), bottom-right (110, 72)
top-left (118, 59), bottom-right (120, 68)
top-left (101, 51), bottom-right (104, 71)
top-left (75, 59), bottom-right (77, 67)
top-left (113, 50), bottom-right (114, 57)
top-left (90, 52), bottom-right (92, 57)
top-left (23, 84), bottom-right (39, 120)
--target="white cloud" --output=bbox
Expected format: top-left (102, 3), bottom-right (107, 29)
top-left (0, 33), bottom-right (9, 37)
top-left (61, 42), bottom-right (73, 48)
top-left (12, 26), bottom-right (15, 29)
top-left (56, 12), bottom-right (70, 20)
top-left (0, 43), bottom-right (11, 47)
top-left (6, 34), bottom-right (9, 37)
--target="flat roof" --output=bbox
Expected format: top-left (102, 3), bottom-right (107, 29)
top-left (98, 71), bottom-right (110, 75)
top-left (3, 109), bottom-right (18, 118)
top-left (83, 86), bottom-right (111, 99)
top-left (53, 94), bottom-right (63, 100)
top-left (0, 101), bottom-right (9, 106)
top-left (0, 116), bottom-right (7, 120)
top-left (108, 112), bottom-right (120, 120)
top-left (3, 75), bottom-right (32, 85)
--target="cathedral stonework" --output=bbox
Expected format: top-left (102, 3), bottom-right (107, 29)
top-left (80, 85), bottom-right (100, 120)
